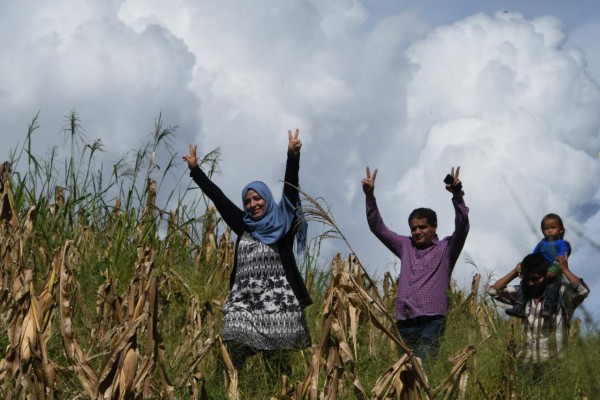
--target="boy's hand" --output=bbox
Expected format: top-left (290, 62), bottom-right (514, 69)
top-left (514, 262), bottom-right (523, 278)
top-left (556, 255), bottom-right (569, 273)
top-left (546, 270), bottom-right (555, 278)
top-left (362, 166), bottom-right (378, 200)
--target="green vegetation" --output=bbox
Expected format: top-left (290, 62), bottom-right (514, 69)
top-left (0, 114), bottom-right (597, 399)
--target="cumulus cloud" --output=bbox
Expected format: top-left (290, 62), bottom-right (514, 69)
top-left (569, 18), bottom-right (600, 100)
top-left (1, 2), bottom-right (599, 313)
top-left (0, 0), bottom-right (199, 158)
top-left (388, 12), bottom-right (600, 297)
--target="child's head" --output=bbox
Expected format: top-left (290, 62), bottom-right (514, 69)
top-left (540, 213), bottom-right (565, 241)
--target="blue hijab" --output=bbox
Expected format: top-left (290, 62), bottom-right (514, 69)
top-left (242, 181), bottom-right (296, 245)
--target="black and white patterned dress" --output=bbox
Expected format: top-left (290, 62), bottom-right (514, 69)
top-left (222, 232), bottom-right (311, 350)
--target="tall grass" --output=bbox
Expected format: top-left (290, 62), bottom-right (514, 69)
top-left (0, 115), bottom-right (598, 399)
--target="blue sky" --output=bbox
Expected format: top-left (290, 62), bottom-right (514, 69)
top-left (1, 0), bottom-right (599, 320)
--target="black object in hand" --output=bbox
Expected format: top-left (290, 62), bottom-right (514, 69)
top-left (443, 174), bottom-right (454, 184)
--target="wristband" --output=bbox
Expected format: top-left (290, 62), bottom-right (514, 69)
top-left (452, 183), bottom-right (464, 196)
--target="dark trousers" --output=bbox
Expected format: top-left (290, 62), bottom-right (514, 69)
top-left (226, 343), bottom-right (292, 376)
top-left (397, 315), bottom-right (446, 364)
top-left (515, 278), bottom-right (560, 310)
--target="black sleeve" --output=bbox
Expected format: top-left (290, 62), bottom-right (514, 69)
top-left (189, 166), bottom-right (245, 235)
top-left (283, 152), bottom-right (300, 206)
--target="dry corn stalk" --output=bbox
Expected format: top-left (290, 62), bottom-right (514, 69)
top-left (218, 336), bottom-right (240, 400)
top-left (58, 240), bottom-right (98, 398)
top-left (296, 253), bottom-right (428, 400)
top-left (22, 206), bottom-right (36, 238)
top-left (144, 179), bottom-right (157, 214)
top-left (0, 162), bottom-right (19, 228)
top-left (174, 294), bottom-right (213, 360)
top-left (136, 179), bottom-right (158, 240)
top-left (201, 206), bottom-right (217, 263)
top-left (217, 226), bottom-right (235, 275)
top-left (7, 259), bottom-right (64, 397)
top-left (95, 275), bottom-right (124, 342)
top-left (294, 317), bottom-right (331, 400)
top-left (97, 315), bottom-right (145, 397)
top-left (187, 372), bottom-right (209, 400)
top-left (371, 354), bottom-right (423, 400)
top-left (435, 345), bottom-right (476, 399)
top-left (467, 274), bottom-right (480, 315)
top-left (175, 336), bottom-right (218, 390)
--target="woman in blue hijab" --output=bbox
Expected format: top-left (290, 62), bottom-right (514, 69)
top-left (183, 129), bottom-right (311, 372)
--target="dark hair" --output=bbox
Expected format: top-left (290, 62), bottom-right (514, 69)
top-left (520, 253), bottom-right (550, 279)
top-left (541, 213), bottom-right (565, 239)
top-left (408, 208), bottom-right (437, 227)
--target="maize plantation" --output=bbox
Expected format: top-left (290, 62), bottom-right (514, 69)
top-left (0, 114), bottom-right (597, 399)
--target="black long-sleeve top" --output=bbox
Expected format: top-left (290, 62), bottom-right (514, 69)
top-left (189, 153), bottom-right (312, 307)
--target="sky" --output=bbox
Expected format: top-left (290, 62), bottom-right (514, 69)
top-left (1, 0), bottom-right (599, 322)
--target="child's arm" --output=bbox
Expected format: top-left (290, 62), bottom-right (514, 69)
top-left (557, 240), bottom-right (571, 257)
top-left (546, 263), bottom-right (558, 278)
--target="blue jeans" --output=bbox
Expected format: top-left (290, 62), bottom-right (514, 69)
top-left (397, 316), bottom-right (446, 364)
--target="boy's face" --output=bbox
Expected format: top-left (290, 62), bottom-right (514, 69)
top-left (542, 218), bottom-right (564, 241)
top-left (524, 272), bottom-right (547, 298)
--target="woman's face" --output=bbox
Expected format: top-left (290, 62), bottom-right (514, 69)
top-left (244, 189), bottom-right (266, 219)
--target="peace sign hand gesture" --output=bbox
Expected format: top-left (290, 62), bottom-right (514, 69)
top-left (288, 129), bottom-right (302, 156)
top-left (362, 166), bottom-right (378, 200)
top-left (182, 144), bottom-right (198, 170)
top-left (445, 166), bottom-right (463, 197)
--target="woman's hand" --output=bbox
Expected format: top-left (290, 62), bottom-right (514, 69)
top-left (182, 144), bottom-right (198, 170)
top-left (288, 129), bottom-right (302, 155)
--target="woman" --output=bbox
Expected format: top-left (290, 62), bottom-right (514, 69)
top-left (183, 129), bottom-right (311, 370)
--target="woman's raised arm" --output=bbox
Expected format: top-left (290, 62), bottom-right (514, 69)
top-left (284, 129), bottom-right (301, 204)
top-left (184, 144), bottom-right (246, 235)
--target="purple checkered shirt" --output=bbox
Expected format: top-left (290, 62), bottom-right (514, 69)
top-left (366, 197), bottom-right (469, 321)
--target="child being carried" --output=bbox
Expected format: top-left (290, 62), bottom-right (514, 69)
top-left (505, 213), bottom-right (571, 319)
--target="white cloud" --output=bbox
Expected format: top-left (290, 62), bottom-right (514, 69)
top-left (386, 12), bottom-right (600, 302)
top-left (568, 17), bottom-right (600, 99)
top-left (0, 0), bottom-right (199, 158)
